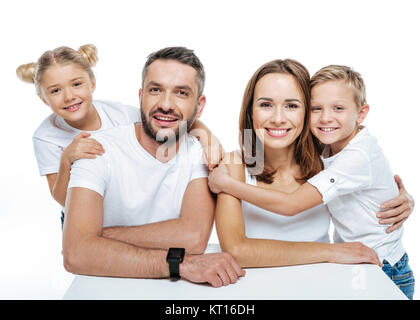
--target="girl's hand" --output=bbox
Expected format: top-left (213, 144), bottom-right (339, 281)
top-left (62, 132), bottom-right (105, 165)
top-left (208, 162), bottom-right (231, 194)
top-left (378, 175), bottom-right (415, 233)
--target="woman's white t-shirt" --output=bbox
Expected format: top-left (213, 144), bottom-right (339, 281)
top-left (241, 168), bottom-right (331, 243)
top-left (32, 100), bottom-right (140, 176)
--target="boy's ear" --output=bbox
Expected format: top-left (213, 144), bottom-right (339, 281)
top-left (357, 104), bottom-right (369, 124)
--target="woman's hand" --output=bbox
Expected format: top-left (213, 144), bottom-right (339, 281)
top-left (201, 135), bottom-right (224, 172)
top-left (208, 162), bottom-right (231, 194)
top-left (378, 175), bottom-right (415, 233)
top-left (328, 242), bottom-right (383, 267)
top-left (62, 132), bottom-right (105, 165)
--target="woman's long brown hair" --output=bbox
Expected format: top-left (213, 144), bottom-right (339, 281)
top-left (239, 59), bottom-right (323, 184)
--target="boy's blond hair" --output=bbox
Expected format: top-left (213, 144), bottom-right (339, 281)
top-left (310, 65), bottom-right (366, 107)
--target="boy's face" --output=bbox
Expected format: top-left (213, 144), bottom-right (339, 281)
top-left (310, 80), bottom-right (368, 155)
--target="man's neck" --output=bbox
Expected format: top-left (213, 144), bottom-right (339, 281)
top-left (135, 123), bottom-right (184, 163)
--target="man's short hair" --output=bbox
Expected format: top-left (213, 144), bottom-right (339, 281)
top-left (310, 65), bottom-right (367, 107)
top-left (142, 46), bottom-right (205, 96)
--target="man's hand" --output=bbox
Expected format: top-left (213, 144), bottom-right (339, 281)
top-left (180, 252), bottom-right (246, 287)
top-left (378, 175), bottom-right (415, 233)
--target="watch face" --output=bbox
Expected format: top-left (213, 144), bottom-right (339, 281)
top-left (168, 248), bottom-right (185, 261)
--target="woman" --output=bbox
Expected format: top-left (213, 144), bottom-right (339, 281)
top-left (210, 59), bottom-right (413, 268)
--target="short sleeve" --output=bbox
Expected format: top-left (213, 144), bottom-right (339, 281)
top-left (33, 137), bottom-right (62, 176)
top-left (68, 155), bottom-right (108, 197)
top-left (308, 147), bottom-right (372, 204)
top-left (189, 140), bottom-right (209, 181)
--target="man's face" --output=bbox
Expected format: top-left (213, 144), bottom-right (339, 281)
top-left (140, 59), bottom-right (205, 144)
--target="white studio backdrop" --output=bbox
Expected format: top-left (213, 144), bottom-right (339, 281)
top-left (0, 0), bottom-right (419, 299)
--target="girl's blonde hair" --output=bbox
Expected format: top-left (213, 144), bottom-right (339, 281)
top-left (16, 44), bottom-right (98, 95)
top-left (310, 65), bottom-right (367, 107)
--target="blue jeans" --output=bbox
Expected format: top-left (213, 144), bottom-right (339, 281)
top-left (382, 253), bottom-right (415, 300)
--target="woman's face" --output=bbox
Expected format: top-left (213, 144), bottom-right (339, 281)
top-left (252, 73), bottom-right (305, 152)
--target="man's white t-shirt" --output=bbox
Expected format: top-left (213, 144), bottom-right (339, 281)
top-left (33, 100), bottom-right (140, 176)
top-left (68, 124), bottom-right (209, 228)
top-left (308, 127), bottom-right (405, 265)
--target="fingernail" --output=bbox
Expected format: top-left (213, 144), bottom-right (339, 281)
top-left (377, 213), bottom-right (382, 218)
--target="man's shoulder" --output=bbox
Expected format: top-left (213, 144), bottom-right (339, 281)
top-left (94, 99), bottom-right (139, 123)
top-left (91, 123), bottom-right (132, 143)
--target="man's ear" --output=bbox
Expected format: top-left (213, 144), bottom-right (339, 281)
top-left (357, 104), bottom-right (369, 124)
top-left (195, 95), bottom-right (206, 119)
top-left (139, 88), bottom-right (143, 103)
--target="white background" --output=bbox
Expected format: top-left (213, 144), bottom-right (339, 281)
top-left (0, 0), bottom-right (419, 299)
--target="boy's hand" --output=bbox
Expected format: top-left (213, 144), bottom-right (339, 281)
top-left (377, 175), bottom-right (415, 233)
top-left (208, 162), bottom-right (231, 194)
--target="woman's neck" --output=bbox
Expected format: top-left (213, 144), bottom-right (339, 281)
top-left (263, 144), bottom-right (297, 174)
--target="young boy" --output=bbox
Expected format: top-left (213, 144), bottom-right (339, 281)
top-left (308, 65), bottom-right (414, 299)
top-left (208, 65), bottom-right (415, 299)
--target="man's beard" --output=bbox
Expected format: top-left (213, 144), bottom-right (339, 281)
top-left (140, 106), bottom-right (197, 145)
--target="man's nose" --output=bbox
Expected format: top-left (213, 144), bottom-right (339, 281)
top-left (158, 92), bottom-right (174, 112)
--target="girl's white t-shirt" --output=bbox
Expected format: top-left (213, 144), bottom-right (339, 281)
top-left (32, 100), bottom-right (140, 176)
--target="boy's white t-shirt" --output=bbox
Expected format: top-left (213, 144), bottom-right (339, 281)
top-left (68, 124), bottom-right (209, 227)
top-left (32, 100), bottom-right (140, 176)
top-left (308, 127), bottom-right (405, 265)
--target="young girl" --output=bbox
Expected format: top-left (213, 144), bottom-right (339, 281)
top-left (208, 64), bottom-right (415, 299)
top-left (17, 44), bottom-right (222, 229)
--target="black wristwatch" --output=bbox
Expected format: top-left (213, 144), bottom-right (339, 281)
top-left (166, 248), bottom-right (185, 280)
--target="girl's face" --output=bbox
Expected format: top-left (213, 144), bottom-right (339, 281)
top-left (252, 73), bottom-right (305, 152)
top-left (39, 63), bottom-right (96, 127)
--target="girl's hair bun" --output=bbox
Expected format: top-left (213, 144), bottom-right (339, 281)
top-left (16, 62), bottom-right (37, 83)
top-left (78, 44), bottom-right (98, 67)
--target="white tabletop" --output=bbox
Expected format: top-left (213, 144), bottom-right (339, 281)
top-left (63, 244), bottom-right (407, 300)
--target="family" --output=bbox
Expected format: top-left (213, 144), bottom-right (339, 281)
top-left (17, 45), bottom-right (415, 299)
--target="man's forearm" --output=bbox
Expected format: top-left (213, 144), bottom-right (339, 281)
top-left (63, 234), bottom-right (169, 278)
top-left (102, 218), bottom-right (209, 254)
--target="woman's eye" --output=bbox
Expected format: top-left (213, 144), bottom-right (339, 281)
top-left (311, 106), bottom-right (321, 112)
top-left (260, 102), bottom-right (271, 107)
top-left (334, 106), bottom-right (344, 111)
top-left (73, 82), bottom-right (82, 87)
top-left (286, 104), bottom-right (298, 109)
top-left (50, 88), bottom-right (60, 94)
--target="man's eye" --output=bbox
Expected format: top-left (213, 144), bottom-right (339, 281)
top-left (178, 90), bottom-right (189, 96)
top-left (149, 87), bottom-right (160, 93)
top-left (311, 106), bottom-right (321, 112)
